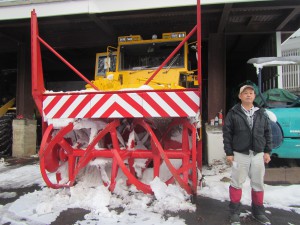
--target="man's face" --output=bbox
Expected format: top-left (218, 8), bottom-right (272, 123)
top-left (239, 88), bottom-right (255, 104)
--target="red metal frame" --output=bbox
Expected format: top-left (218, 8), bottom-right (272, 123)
top-left (31, 9), bottom-right (45, 117)
top-left (39, 118), bottom-right (197, 193)
top-left (31, 10), bottom-right (98, 116)
top-left (196, 0), bottom-right (203, 169)
top-left (31, 0), bottom-right (202, 195)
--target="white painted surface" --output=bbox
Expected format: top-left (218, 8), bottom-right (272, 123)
top-left (276, 32), bottom-right (283, 89)
top-left (0, 0), bottom-right (89, 20)
top-left (0, 0), bottom-right (272, 20)
top-left (205, 125), bottom-right (225, 166)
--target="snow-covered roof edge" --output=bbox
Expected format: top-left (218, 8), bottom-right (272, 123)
top-left (247, 56), bottom-right (300, 68)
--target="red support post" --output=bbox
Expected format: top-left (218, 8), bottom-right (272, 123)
top-left (31, 9), bottom-right (45, 116)
top-left (197, 0), bottom-right (203, 170)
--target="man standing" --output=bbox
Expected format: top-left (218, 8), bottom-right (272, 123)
top-left (223, 85), bottom-right (272, 225)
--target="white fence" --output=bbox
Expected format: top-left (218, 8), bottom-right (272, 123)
top-left (282, 48), bottom-right (300, 90)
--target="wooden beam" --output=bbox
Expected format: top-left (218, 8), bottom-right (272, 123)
top-left (276, 8), bottom-right (300, 31)
top-left (218, 3), bottom-right (232, 33)
top-left (89, 14), bottom-right (114, 37)
top-left (246, 15), bottom-right (255, 27)
top-left (0, 31), bottom-right (19, 43)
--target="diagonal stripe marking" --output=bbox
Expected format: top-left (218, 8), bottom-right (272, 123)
top-left (147, 92), bottom-right (179, 117)
top-left (46, 95), bottom-right (71, 119)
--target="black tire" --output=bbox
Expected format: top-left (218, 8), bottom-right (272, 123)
top-left (0, 112), bottom-right (16, 156)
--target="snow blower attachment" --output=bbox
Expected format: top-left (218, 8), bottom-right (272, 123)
top-left (31, 1), bottom-right (202, 195)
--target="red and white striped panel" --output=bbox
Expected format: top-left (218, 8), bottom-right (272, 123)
top-left (43, 91), bottom-right (200, 120)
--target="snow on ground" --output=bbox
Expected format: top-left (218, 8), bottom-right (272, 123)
top-left (200, 162), bottom-right (300, 214)
top-left (0, 158), bottom-right (300, 225)
top-left (0, 158), bottom-right (192, 225)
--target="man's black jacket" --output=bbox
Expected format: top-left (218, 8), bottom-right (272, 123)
top-left (222, 103), bottom-right (272, 156)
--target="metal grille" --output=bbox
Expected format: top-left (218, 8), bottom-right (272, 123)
top-left (282, 49), bottom-right (300, 90)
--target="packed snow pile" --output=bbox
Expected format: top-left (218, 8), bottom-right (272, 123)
top-left (0, 157), bottom-right (8, 170)
top-left (0, 159), bottom-right (194, 225)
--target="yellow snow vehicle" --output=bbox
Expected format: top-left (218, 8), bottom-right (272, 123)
top-left (87, 32), bottom-right (197, 91)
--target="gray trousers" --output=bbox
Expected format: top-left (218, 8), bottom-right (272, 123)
top-left (231, 151), bottom-right (265, 191)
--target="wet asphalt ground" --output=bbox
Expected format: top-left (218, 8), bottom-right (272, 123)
top-left (1, 157), bottom-right (300, 225)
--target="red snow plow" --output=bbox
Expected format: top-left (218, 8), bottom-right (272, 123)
top-left (31, 0), bottom-right (202, 194)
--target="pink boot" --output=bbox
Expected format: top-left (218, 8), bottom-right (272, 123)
top-left (229, 186), bottom-right (242, 224)
top-left (251, 190), bottom-right (271, 224)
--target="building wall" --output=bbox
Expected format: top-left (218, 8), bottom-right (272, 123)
top-left (282, 37), bottom-right (300, 95)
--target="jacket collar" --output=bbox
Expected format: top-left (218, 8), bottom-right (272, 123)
top-left (231, 103), bottom-right (262, 114)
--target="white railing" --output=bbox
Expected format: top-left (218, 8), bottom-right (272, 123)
top-left (282, 48), bottom-right (300, 90)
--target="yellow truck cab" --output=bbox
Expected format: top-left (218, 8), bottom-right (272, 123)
top-left (87, 32), bottom-right (197, 91)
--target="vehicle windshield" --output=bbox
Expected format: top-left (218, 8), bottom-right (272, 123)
top-left (119, 41), bottom-right (184, 71)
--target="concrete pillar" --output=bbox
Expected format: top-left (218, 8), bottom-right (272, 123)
top-left (12, 38), bottom-right (37, 157)
top-left (207, 33), bottom-right (226, 122)
top-left (12, 119), bottom-right (37, 157)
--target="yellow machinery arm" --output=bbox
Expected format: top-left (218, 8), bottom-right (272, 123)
top-left (0, 98), bottom-right (15, 117)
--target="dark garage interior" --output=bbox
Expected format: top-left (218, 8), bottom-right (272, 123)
top-left (0, 0), bottom-right (299, 121)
